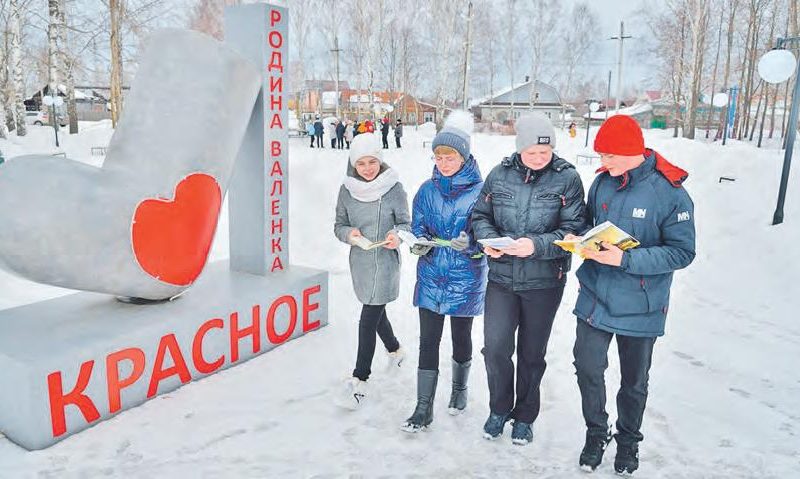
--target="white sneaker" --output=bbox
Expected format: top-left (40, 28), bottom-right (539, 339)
top-left (335, 377), bottom-right (367, 411)
top-left (386, 347), bottom-right (406, 373)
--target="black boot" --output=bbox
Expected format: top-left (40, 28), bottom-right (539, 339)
top-left (447, 359), bottom-right (470, 415)
top-left (614, 440), bottom-right (639, 475)
top-left (579, 427), bottom-right (612, 472)
top-left (401, 369), bottom-right (438, 432)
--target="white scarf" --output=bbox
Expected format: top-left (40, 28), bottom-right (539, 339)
top-left (343, 167), bottom-right (400, 202)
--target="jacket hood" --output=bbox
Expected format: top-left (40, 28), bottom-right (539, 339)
top-left (594, 149), bottom-right (688, 188)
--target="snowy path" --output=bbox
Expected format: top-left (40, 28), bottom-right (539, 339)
top-left (0, 124), bottom-right (798, 477)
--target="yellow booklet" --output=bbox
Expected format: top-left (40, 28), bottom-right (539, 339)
top-left (554, 221), bottom-right (640, 255)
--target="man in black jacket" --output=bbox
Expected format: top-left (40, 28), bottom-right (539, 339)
top-left (380, 117), bottom-right (390, 149)
top-left (313, 115), bottom-right (324, 148)
top-left (472, 113), bottom-right (587, 446)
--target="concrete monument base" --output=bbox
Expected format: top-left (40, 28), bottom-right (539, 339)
top-left (0, 261), bottom-right (328, 450)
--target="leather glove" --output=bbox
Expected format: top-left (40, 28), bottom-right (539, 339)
top-left (410, 244), bottom-right (433, 256)
top-left (449, 231), bottom-right (470, 251)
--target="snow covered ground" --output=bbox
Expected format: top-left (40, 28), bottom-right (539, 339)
top-left (0, 122), bottom-right (798, 478)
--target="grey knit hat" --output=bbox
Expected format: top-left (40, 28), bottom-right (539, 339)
top-left (431, 110), bottom-right (474, 160)
top-left (515, 113), bottom-right (556, 153)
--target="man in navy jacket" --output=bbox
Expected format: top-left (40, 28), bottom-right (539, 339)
top-left (569, 115), bottom-right (695, 475)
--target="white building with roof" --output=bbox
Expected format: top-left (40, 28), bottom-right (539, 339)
top-left (472, 80), bottom-right (564, 123)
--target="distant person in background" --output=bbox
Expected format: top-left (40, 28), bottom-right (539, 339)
top-left (336, 120), bottom-right (346, 149)
top-left (381, 116), bottom-right (390, 149)
top-left (314, 115), bottom-right (324, 148)
top-left (395, 119), bottom-right (403, 148)
top-left (365, 119), bottom-right (375, 133)
top-left (328, 120), bottom-right (338, 149)
top-left (356, 120), bottom-right (366, 135)
top-left (568, 122), bottom-right (577, 138)
top-left (307, 121), bottom-right (316, 147)
top-left (344, 120), bottom-right (354, 149)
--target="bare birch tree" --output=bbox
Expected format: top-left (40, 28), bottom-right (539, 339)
top-left (684, 0), bottom-right (709, 139)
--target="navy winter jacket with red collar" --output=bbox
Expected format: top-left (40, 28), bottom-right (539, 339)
top-left (574, 149), bottom-right (696, 337)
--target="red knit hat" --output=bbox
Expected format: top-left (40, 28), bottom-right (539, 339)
top-left (593, 115), bottom-right (645, 156)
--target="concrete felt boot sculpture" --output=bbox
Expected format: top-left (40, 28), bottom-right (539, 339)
top-left (0, 29), bottom-right (261, 300)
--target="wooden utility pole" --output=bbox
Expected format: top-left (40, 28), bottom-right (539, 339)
top-left (330, 34), bottom-right (342, 118)
top-left (610, 21), bottom-right (632, 113)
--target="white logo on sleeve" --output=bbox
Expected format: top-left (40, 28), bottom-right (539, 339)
top-left (677, 211), bottom-right (691, 222)
top-left (632, 208), bottom-right (647, 219)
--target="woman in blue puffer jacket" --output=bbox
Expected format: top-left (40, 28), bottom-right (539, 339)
top-left (402, 111), bottom-right (488, 432)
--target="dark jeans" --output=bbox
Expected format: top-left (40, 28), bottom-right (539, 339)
top-left (573, 318), bottom-right (656, 445)
top-left (331, 138), bottom-right (337, 148)
top-left (309, 135), bottom-right (315, 147)
top-left (345, 140), bottom-right (351, 149)
top-left (395, 136), bottom-right (401, 148)
top-left (315, 134), bottom-right (323, 147)
top-left (337, 137), bottom-right (344, 149)
top-left (353, 304), bottom-right (400, 381)
top-left (418, 307), bottom-right (473, 371)
top-left (482, 281), bottom-right (564, 423)
top-left (382, 133), bottom-right (389, 148)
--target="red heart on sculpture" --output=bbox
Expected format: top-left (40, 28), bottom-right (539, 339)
top-left (132, 173), bottom-right (222, 286)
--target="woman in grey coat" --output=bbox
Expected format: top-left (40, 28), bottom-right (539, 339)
top-left (334, 133), bottom-right (411, 410)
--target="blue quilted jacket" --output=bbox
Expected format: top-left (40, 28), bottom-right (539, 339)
top-left (412, 156), bottom-right (488, 316)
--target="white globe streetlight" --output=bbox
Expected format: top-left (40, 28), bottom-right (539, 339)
top-left (757, 43), bottom-right (800, 225)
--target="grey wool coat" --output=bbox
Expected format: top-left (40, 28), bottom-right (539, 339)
top-left (334, 163), bottom-right (411, 305)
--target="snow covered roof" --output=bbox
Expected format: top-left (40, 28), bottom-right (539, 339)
top-left (474, 80), bottom-right (562, 107)
top-left (583, 102), bottom-right (653, 120)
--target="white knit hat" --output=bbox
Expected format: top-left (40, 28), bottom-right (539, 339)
top-left (349, 133), bottom-right (383, 166)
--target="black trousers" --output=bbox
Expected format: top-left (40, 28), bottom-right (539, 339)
top-left (573, 318), bottom-right (656, 445)
top-left (395, 136), bottom-right (401, 148)
top-left (337, 137), bottom-right (344, 149)
top-left (330, 138), bottom-right (337, 148)
top-left (482, 281), bottom-right (565, 423)
top-left (315, 134), bottom-right (323, 147)
top-left (382, 133), bottom-right (389, 148)
top-left (309, 135), bottom-right (315, 147)
top-left (418, 307), bottom-right (473, 371)
top-left (353, 304), bottom-right (400, 381)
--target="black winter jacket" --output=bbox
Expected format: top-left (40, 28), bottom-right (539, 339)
top-left (471, 153), bottom-right (588, 290)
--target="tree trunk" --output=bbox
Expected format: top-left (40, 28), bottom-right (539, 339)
top-left (110, 0), bottom-right (124, 128)
top-left (733, 7), bottom-right (752, 140)
top-left (684, 0), bottom-right (708, 140)
top-left (10, 0), bottom-right (27, 136)
top-left (705, 0), bottom-right (724, 139)
top-left (718, 0), bottom-right (739, 138)
top-left (48, 0), bottom-right (60, 128)
top-left (674, 10), bottom-right (687, 138)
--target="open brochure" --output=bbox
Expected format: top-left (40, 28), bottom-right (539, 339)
top-left (397, 230), bottom-right (444, 248)
top-left (553, 220), bottom-right (640, 254)
top-left (351, 236), bottom-right (391, 251)
top-left (477, 237), bottom-right (516, 250)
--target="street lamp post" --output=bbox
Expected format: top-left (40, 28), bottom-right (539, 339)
top-left (585, 100), bottom-right (600, 147)
top-left (42, 94), bottom-right (64, 148)
top-left (757, 38), bottom-right (800, 224)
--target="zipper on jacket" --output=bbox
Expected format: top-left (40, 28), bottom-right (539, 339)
top-left (370, 197), bottom-right (383, 302)
top-left (640, 276), bottom-right (650, 311)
